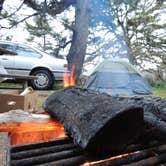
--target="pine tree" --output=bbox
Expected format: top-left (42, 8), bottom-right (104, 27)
top-left (26, 14), bottom-right (53, 51)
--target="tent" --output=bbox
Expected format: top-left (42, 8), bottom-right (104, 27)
top-left (84, 59), bottom-right (152, 96)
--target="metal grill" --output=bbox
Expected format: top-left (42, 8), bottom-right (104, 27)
top-left (10, 137), bottom-right (166, 166)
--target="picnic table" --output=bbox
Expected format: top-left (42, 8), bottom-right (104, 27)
top-left (0, 74), bottom-right (37, 90)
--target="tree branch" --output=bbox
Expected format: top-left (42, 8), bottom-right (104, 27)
top-left (0, 12), bottom-right (38, 29)
top-left (0, 0), bottom-right (5, 13)
top-left (24, 0), bottom-right (76, 16)
top-left (0, 1), bottom-right (24, 20)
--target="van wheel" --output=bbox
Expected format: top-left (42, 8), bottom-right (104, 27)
top-left (29, 69), bottom-right (54, 90)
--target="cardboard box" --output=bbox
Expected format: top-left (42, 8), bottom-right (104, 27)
top-left (0, 90), bottom-right (38, 113)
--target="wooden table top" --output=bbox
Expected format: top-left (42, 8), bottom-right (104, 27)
top-left (0, 74), bottom-right (37, 80)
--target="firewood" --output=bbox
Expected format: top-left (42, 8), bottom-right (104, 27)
top-left (43, 86), bottom-right (144, 155)
top-left (115, 96), bottom-right (166, 141)
top-left (11, 148), bottom-right (83, 166)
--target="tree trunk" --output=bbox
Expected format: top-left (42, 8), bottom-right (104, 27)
top-left (0, 0), bottom-right (5, 13)
top-left (67, 0), bottom-right (89, 83)
top-left (43, 86), bottom-right (144, 155)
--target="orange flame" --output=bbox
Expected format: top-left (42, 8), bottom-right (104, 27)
top-left (63, 65), bottom-right (75, 87)
top-left (81, 153), bottom-right (135, 166)
top-left (0, 119), bottom-right (66, 145)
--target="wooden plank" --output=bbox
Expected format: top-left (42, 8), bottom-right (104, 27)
top-left (0, 74), bottom-right (37, 80)
top-left (0, 74), bottom-right (37, 89)
top-left (0, 132), bottom-right (10, 166)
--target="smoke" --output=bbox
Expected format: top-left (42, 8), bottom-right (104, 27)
top-left (89, 0), bottom-right (115, 30)
top-left (87, 0), bottom-right (129, 62)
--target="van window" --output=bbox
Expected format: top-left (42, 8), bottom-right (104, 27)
top-left (0, 43), bottom-right (16, 51)
top-left (16, 45), bottom-right (42, 58)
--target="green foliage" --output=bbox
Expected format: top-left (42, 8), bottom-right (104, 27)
top-left (25, 12), bottom-right (71, 58)
top-left (0, 10), bottom-right (8, 18)
top-left (25, 14), bottom-right (53, 51)
top-left (151, 80), bottom-right (166, 88)
top-left (53, 81), bottom-right (63, 90)
top-left (110, 0), bottom-right (166, 69)
top-left (147, 80), bottom-right (166, 98)
top-left (152, 87), bottom-right (166, 98)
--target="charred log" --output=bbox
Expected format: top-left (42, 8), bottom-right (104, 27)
top-left (11, 143), bottom-right (76, 160)
top-left (125, 153), bottom-right (166, 166)
top-left (43, 86), bottom-right (143, 155)
top-left (11, 137), bottom-right (72, 153)
top-left (11, 148), bottom-right (83, 166)
top-left (93, 144), bottom-right (166, 166)
top-left (36, 155), bottom-right (87, 166)
top-left (115, 96), bottom-right (166, 141)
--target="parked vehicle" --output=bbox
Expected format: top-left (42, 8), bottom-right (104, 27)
top-left (0, 41), bottom-right (68, 90)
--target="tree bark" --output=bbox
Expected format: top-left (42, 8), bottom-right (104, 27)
top-left (24, 0), bottom-right (89, 83)
top-left (0, 0), bottom-right (5, 13)
top-left (43, 86), bottom-right (144, 155)
top-left (67, 0), bottom-right (89, 83)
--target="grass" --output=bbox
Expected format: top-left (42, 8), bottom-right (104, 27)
top-left (151, 80), bottom-right (166, 98)
top-left (152, 87), bottom-right (166, 98)
top-left (0, 82), bottom-right (22, 89)
top-left (53, 81), bottom-right (63, 90)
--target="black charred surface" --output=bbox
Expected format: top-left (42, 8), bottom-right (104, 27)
top-left (43, 86), bottom-right (143, 155)
top-left (115, 95), bottom-right (166, 141)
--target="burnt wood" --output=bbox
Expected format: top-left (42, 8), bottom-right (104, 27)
top-left (123, 140), bottom-right (165, 154)
top-left (115, 96), bottom-right (166, 141)
top-left (11, 137), bottom-right (72, 153)
top-left (10, 137), bottom-right (166, 166)
top-left (125, 153), bottom-right (166, 166)
top-left (93, 144), bottom-right (166, 166)
top-left (11, 143), bottom-right (76, 160)
top-left (37, 155), bottom-right (87, 166)
top-left (43, 86), bottom-right (144, 155)
top-left (11, 148), bottom-right (83, 166)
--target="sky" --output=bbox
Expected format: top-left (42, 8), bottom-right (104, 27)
top-left (0, 0), bottom-right (74, 44)
top-left (0, 0), bottom-right (165, 73)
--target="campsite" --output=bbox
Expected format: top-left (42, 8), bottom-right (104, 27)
top-left (0, 0), bottom-right (166, 165)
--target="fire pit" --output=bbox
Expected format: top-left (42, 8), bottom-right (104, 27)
top-left (0, 85), bottom-right (165, 165)
top-left (0, 114), bottom-right (65, 145)
top-left (9, 136), bottom-right (166, 166)
top-left (0, 110), bottom-right (165, 166)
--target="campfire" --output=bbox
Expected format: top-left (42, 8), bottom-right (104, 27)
top-left (0, 68), bottom-right (76, 145)
top-left (63, 65), bottom-right (75, 87)
top-left (0, 67), bottom-right (166, 165)
top-left (1, 87), bottom-right (166, 165)
top-left (9, 136), bottom-right (166, 166)
top-left (0, 118), bottom-right (65, 145)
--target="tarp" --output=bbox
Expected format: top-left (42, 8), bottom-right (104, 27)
top-left (84, 59), bottom-right (152, 96)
